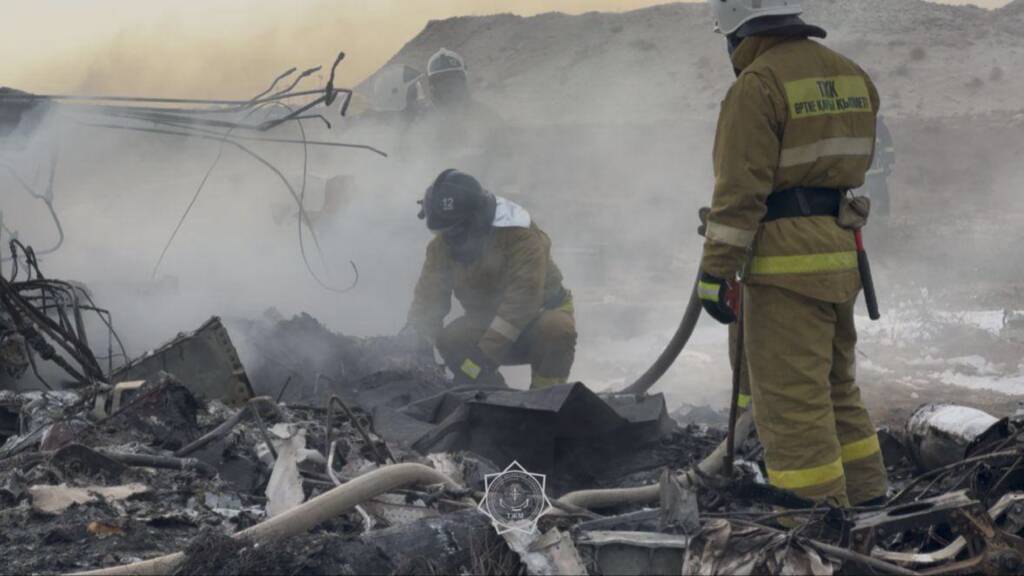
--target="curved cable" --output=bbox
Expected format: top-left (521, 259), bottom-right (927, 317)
top-left (138, 105), bottom-right (358, 292)
top-left (149, 103), bottom-right (268, 279)
top-left (0, 161), bottom-right (66, 259)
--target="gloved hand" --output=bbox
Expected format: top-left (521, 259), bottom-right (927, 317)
top-left (453, 348), bottom-right (497, 386)
top-left (698, 271), bottom-right (740, 325)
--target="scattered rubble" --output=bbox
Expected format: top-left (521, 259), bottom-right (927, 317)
top-left (3, 300), bottom-right (1024, 575)
top-left (2, 238), bottom-right (1023, 575)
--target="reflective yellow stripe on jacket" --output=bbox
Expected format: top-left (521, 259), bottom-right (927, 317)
top-left (750, 251), bottom-right (857, 275)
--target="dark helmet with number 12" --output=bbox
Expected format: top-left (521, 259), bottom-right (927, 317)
top-left (418, 169), bottom-right (496, 234)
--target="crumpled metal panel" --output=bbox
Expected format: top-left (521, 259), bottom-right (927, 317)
top-left (906, 404), bottom-right (998, 471)
top-left (577, 531), bottom-right (688, 576)
top-left (602, 393), bottom-right (676, 440)
top-left (112, 316), bottom-right (253, 406)
top-left (405, 383), bottom-right (676, 495)
top-left (410, 383), bottom-right (626, 468)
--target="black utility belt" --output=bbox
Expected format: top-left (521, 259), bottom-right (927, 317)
top-left (763, 187), bottom-right (844, 223)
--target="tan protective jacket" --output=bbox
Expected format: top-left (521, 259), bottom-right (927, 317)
top-left (407, 223), bottom-right (566, 363)
top-left (701, 36), bottom-right (880, 303)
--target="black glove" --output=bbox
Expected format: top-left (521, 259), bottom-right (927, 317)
top-left (453, 348), bottom-right (497, 386)
top-left (698, 271), bottom-right (740, 325)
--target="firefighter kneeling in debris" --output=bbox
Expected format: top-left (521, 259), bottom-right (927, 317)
top-left (401, 169), bottom-right (576, 390)
top-left (700, 0), bottom-right (888, 508)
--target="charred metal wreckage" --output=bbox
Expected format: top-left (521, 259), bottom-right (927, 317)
top-left (0, 250), bottom-right (1023, 575)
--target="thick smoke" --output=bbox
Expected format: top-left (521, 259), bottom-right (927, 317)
top-left (3, 1), bottom-right (1023, 411)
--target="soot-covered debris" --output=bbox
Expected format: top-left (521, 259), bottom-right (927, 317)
top-left (3, 273), bottom-right (1024, 574)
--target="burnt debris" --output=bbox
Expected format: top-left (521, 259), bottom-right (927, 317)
top-left (1, 253), bottom-right (1024, 575)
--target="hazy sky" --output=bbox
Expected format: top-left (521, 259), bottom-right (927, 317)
top-left (1, 0), bottom-right (1011, 97)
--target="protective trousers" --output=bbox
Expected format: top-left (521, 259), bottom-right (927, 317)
top-left (436, 309), bottom-right (576, 390)
top-left (745, 284), bottom-right (887, 506)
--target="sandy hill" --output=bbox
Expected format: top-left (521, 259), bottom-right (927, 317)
top-left (367, 0), bottom-right (1024, 123)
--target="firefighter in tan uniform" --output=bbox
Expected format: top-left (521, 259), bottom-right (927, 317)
top-left (403, 169), bottom-right (576, 390)
top-left (699, 0), bottom-right (888, 507)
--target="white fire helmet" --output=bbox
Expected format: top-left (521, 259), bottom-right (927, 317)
top-left (706, 0), bottom-right (803, 35)
top-left (427, 48), bottom-right (466, 78)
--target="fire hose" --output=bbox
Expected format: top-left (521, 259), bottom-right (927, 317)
top-left (68, 463), bottom-right (464, 576)
top-left (616, 206), bottom-right (748, 482)
top-left (559, 410), bottom-right (754, 510)
top-left (621, 203), bottom-right (880, 398)
top-left (620, 275), bottom-right (703, 396)
top-left (619, 207), bottom-right (711, 397)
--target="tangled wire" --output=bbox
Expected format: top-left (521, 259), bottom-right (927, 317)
top-left (0, 240), bottom-right (125, 389)
top-left (0, 50), bottom-right (383, 294)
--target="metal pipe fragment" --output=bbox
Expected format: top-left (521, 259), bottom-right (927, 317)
top-left (871, 493), bottom-right (1024, 568)
top-left (99, 451), bottom-right (216, 476)
top-left (806, 539), bottom-right (920, 576)
top-left (174, 397), bottom-right (280, 458)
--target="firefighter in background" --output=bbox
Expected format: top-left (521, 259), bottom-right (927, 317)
top-left (864, 115), bottom-right (895, 221)
top-left (420, 49), bottom-right (510, 185)
top-left (421, 49), bottom-right (504, 144)
top-left (425, 49), bottom-right (487, 114)
top-left (698, 0), bottom-right (888, 507)
top-left (401, 169), bottom-right (576, 390)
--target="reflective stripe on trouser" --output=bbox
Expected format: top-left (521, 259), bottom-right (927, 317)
top-left (745, 284), bottom-right (887, 506)
top-left (436, 310), bottom-right (577, 391)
